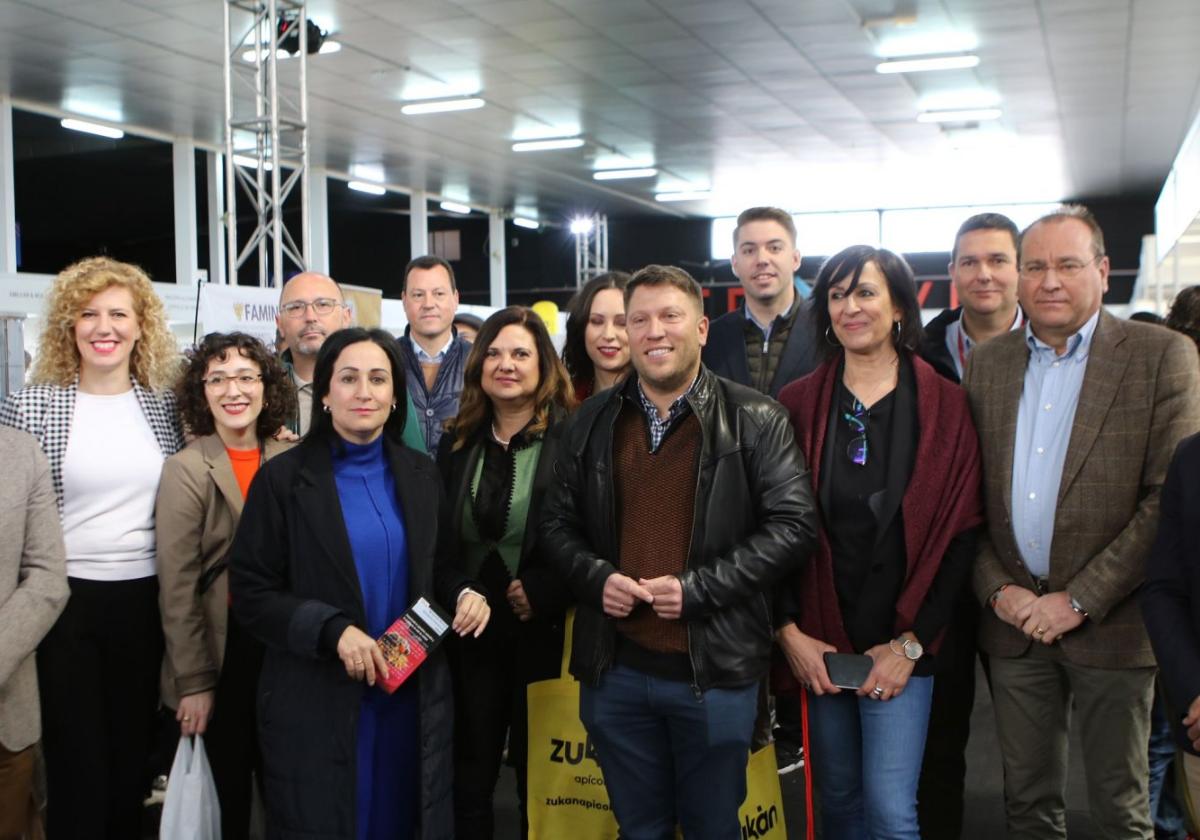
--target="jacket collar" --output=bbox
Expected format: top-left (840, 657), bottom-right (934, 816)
top-left (292, 434), bottom-right (439, 622)
top-left (1056, 309), bottom-right (1126, 503)
top-left (617, 365), bottom-right (716, 416)
top-left (742, 291), bottom-right (802, 333)
top-left (199, 434), bottom-right (291, 516)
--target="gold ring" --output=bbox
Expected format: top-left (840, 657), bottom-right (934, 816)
top-left (1034, 627), bottom-right (1046, 637)
top-left (182, 716), bottom-right (192, 721)
top-left (872, 686), bottom-right (884, 696)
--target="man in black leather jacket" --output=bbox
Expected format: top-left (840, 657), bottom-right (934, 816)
top-left (540, 264), bottom-right (817, 839)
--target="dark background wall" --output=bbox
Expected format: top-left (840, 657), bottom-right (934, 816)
top-left (8, 107), bottom-right (1151, 318)
top-left (12, 109), bottom-right (176, 281)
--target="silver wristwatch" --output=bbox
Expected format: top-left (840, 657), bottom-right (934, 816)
top-left (899, 637), bottom-right (923, 661)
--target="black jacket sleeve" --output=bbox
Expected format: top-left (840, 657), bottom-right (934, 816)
top-left (1142, 438), bottom-right (1200, 721)
top-left (678, 403), bottom-right (818, 618)
top-left (539, 411), bottom-right (618, 610)
top-left (911, 525), bottom-right (979, 646)
top-left (433, 473), bottom-right (473, 612)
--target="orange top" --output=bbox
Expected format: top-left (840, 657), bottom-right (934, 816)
top-left (226, 447), bottom-right (261, 499)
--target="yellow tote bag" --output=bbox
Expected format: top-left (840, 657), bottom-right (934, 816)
top-left (736, 742), bottom-right (788, 839)
top-left (526, 609), bottom-right (788, 839)
top-left (526, 609), bottom-right (619, 839)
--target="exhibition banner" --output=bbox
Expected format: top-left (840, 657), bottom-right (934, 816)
top-left (197, 283), bottom-right (281, 346)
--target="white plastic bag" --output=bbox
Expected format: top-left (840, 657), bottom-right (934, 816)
top-left (160, 734), bottom-right (221, 840)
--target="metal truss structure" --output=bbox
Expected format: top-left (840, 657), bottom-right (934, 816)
top-left (574, 213), bottom-right (609, 288)
top-left (223, 0), bottom-right (310, 287)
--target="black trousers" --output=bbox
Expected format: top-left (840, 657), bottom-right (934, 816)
top-left (38, 576), bottom-right (163, 840)
top-left (195, 611), bottom-right (263, 840)
top-left (917, 593), bottom-right (983, 840)
top-left (450, 615), bottom-right (529, 840)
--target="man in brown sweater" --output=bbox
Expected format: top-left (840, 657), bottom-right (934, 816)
top-left (542, 265), bottom-right (817, 839)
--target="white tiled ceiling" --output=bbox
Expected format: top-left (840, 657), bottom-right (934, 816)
top-left (0, 0), bottom-right (1198, 220)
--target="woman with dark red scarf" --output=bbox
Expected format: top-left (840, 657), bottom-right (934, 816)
top-left (775, 245), bottom-right (983, 840)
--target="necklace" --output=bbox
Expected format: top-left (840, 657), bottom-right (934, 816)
top-left (491, 422), bottom-right (511, 447)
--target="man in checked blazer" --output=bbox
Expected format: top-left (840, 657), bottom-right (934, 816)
top-left (962, 204), bottom-right (1200, 839)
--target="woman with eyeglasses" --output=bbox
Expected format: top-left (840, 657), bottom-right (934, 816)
top-left (438, 307), bottom-right (575, 837)
top-left (0, 256), bottom-right (184, 839)
top-left (155, 332), bottom-right (296, 839)
top-left (773, 245), bottom-right (983, 839)
top-left (230, 328), bottom-right (489, 840)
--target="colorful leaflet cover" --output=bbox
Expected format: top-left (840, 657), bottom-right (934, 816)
top-left (376, 596), bottom-right (452, 694)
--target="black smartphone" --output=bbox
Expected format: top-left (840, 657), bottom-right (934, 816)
top-left (823, 652), bottom-right (874, 690)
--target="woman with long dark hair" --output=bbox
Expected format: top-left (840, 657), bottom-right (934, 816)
top-left (156, 331), bottom-right (296, 839)
top-left (439, 306), bottom-right (575, 837)
top-left (561, 271), bottom-right (631, 400)
top-left (775, 246), bottom-right (983, 839)
top-left (230, 327), bottom-right (489, 839)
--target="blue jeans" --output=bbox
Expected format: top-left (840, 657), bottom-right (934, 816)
top-left (579, 664), bottom-right (758, 840)
top-left (808, 675), bottom-right (934, 840)
top-left (1150, 685), bottom-right (1188, 839)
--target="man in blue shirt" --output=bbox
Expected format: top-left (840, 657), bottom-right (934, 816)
top-left (398, 255), bottom-right (471, 452)
top-left (963, 205), bottom-right (1200, 839)
top-left (916, 212), bottom-right (1025, 840)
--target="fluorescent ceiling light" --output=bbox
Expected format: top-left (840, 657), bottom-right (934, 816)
top-left (232, 155), bottom-right (274, 171)
top-left (513, 217), bottom-right (540, 230)
top-left (401, 97), bottom-right (486, 115)
top-left (512, 137), bottom-right (585, 152)
top-left (569, 218), bottom-right (594, 235)
top-left (60, 118), bottom-right (123, 139)
top-left (878, 32), bottom-right (978, 58)
top-left (876, 55), bottom-right (980, 74)
top-left (917, 108), bottom-right (1002, 123)
top-left (655, 190), bottom-right (711, 202)
top-left (347, 180), bottom-right (386, 195)
top-left (440, 201), bottom-right (472, 215)
top-left (593, 168), bottom-right (658, 181)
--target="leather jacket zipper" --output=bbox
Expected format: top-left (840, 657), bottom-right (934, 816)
top-left (683, 389), bottom-right (707, 698)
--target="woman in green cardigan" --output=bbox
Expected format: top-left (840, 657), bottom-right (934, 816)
top-left (437, 306), bottom-right (575, 839)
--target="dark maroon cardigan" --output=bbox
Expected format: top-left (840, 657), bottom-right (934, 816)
top-left (776, 352), bottom-right (983, 655)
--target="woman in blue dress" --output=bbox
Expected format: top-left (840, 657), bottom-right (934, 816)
top-left (231, 327), bottom-right (490, 839)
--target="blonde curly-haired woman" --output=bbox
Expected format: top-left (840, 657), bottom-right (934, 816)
top-left (0, 256), bottom-right (184, 840)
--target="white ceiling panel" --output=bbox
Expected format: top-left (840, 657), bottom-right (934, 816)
top-left (0, 0), bottom-right (1197, 217)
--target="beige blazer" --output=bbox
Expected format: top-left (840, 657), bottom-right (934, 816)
top-left (963, 311), bottom-right (1200, 668)
top-left (0, 426), bottom-right (68, 751)
top-left (155, 435), bottom-right (292, 708)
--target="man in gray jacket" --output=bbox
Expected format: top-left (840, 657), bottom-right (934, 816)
top-left (0, 425), bottom-right (68, 837)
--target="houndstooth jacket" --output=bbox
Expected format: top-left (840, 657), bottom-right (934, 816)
top-left (0, 380), bottom-right (184, 515)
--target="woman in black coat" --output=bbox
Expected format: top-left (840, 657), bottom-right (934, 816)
top-left (1142, 432), bottom-right (1200, 815)
top-left (230, 328), bottom-right (490, 840)
top-left (437, 307), bottom-right (575, 838)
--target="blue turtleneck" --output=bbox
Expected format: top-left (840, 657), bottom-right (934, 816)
top-left (332, 436), bottom-right (409, 637)
top-left (331, 435), bottom-right (418, 840)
